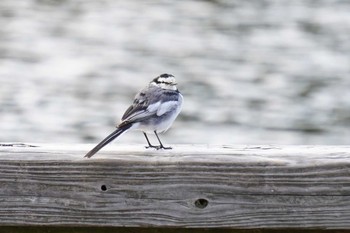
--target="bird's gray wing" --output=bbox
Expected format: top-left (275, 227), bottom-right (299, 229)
top-left (120, 86), bottom-right (161, 123)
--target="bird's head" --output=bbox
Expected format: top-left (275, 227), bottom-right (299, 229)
top-left (151, 73), bottom-right (178, 90)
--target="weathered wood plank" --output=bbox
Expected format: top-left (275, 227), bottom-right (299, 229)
top-left (0, 143), bottom-right (349, 229)
top-left (1, 226), bottom-right (349, 233)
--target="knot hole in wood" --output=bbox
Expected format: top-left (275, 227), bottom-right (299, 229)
top-left (194, 198), bottom-right (208, 209)
top-left (101, 185), bottom-right (107, 192)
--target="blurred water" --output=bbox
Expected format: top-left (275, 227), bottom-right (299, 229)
top-left (0, 0), bottom-right (350, 145)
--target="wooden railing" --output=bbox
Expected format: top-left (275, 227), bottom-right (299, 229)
top-left (0, 143), bottom-right (349, 232)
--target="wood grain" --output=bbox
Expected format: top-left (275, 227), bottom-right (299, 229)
top-left (0, 143), bottom-right (349, 229)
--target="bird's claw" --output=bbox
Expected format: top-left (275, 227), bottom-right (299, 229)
top-left (145, 145), bottom-right (172, 150)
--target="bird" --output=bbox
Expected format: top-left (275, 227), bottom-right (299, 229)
top-left (84, 73), bottom-right (183, 158)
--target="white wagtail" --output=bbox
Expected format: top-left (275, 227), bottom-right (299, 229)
top-left (84, 73), bottom-right (183, 158)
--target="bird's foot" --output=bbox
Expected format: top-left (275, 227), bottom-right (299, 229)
top-left (145, 145), bottom-right (158, 149)
top-left (145, 145), bottom-right (172, 150)
top-left (160, 145), bottom-right (172, 150)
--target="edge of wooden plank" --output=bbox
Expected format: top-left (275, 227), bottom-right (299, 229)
top-left (1, 143), bottom-right (350, 163)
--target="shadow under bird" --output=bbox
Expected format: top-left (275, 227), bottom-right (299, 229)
top-left (84, 73), bottom-right (183, 158)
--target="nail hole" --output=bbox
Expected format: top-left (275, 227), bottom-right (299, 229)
top-left (194, 198), bottom-right (208, 209)
top-left (101, 185), bottom-right (107, 191)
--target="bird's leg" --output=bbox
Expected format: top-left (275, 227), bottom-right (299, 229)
top-left (154, 131), bottom-right (172, 150)
top-left (143, 132), bottom-right (159, 149)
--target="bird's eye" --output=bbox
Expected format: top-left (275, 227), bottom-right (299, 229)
top-left (155, 78), bottom-right (168, 84)
top-left (160, 73), bottom-right (173, 78)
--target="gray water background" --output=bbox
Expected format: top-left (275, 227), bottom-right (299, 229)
top-left (1, 0), bottom-right (350, 145)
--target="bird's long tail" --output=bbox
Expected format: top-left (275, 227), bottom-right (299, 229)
top-left (84, 124), bottom-right (132, 158)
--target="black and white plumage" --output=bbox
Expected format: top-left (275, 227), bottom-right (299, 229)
top-left (84, 73), bottom-right (183, 158)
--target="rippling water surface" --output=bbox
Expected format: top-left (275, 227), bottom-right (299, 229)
top-left (1, 0), bottom-right (350, 145)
